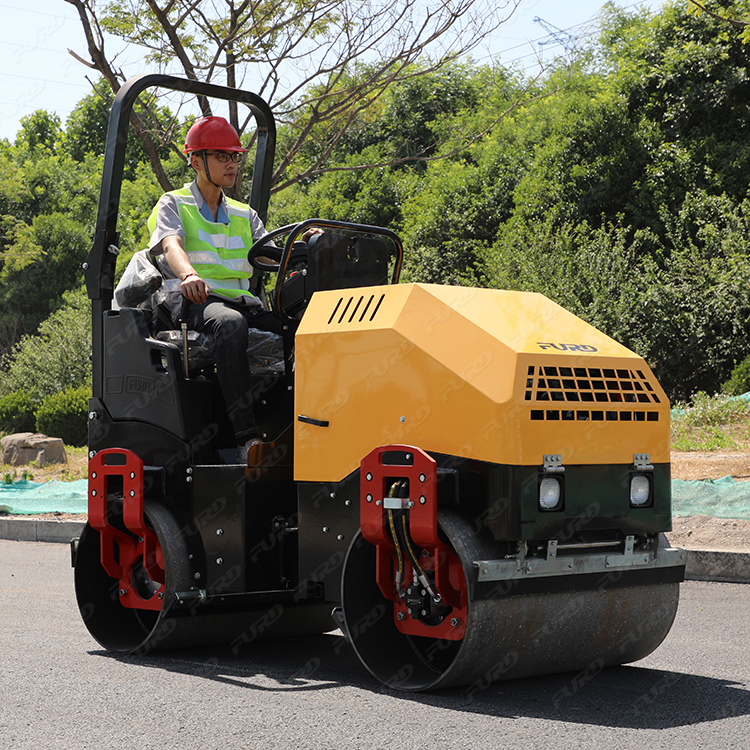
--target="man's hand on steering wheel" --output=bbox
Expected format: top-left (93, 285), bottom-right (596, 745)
top-left (247, 222), bottom-right (323, 271)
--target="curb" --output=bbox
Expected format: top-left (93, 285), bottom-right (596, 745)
top-left (683, 548), bottom-right (750, 584)
top-left (1, 518), bottom-right (749, 585)
top-left (0, 517), bottom-right (86, 544)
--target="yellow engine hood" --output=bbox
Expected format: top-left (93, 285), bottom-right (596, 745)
top-left (294, 284), bottom-right (669, 482)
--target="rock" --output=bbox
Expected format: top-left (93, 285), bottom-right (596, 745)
top-left (0, 433), bottom-right (67, 467)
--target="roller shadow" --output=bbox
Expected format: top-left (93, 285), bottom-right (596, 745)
top-left (94, 630), bottom-right (750, 729)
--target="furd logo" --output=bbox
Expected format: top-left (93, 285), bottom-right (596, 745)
top-left (537, 342), bottom-right (598, 352)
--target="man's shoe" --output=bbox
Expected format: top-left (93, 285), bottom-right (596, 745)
top-left (236, 437), bottom-right (262, 464)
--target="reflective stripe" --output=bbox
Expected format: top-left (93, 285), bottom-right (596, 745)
top-left (206, 277), bottom-right (250, 292)
top-left (165, 277), bottom-right (249, 292)
top-left (196, 229), bottom-right (246, 251)
top-left (227, 203), bottom-right (251, 219)
top-left (186, 249), bottom-right (251, 272)
top-left (171, 193), bottom-right (194, 205)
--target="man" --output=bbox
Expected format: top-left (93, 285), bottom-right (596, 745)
top-left (147, 116), bottom-right (315, 464)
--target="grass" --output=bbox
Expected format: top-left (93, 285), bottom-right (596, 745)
top-left (671, 392), bottom-right (750, 452)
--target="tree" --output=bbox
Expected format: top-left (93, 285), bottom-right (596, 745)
top-left (0, 288), bottom-right (91, 400)
top-left (59, 84), bottom-right (112, 162)
top-left (0, 142), bottom-right (102, 354)
top-left (64, 0), bottom-right (521, 196)
top-left (61, 80), bottom-right (185, 181)
top-left (15, 111), bottom-right (62, 153)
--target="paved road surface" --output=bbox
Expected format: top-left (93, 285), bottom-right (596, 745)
top-left (1, 539), bottom-right (749, 749)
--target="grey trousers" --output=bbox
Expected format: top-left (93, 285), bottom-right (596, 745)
top-left (188, 299), bottom-right (284, 443)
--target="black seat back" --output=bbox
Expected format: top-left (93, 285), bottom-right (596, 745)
top-left (306, 233), bottom-right (390, 291)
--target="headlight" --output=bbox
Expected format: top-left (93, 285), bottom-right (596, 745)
top-left (630, 475), bottom-right (651, 507)
top-left (539, 476), bottom-right (563, 511)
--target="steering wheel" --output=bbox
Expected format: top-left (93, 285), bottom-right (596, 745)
top-left (247, 223), bottom-right (302, 271)
top-left (249, 218), bottom-right (404, 324)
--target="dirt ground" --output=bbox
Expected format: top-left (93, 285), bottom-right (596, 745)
top-left (4, 449), bottom-right (750, 551)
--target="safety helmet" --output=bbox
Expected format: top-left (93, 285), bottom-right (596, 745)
top-left (183, 116), bottom-right (248, 154)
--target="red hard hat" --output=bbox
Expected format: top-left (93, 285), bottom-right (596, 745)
top-left (183, 116), bottom-right (248, 154)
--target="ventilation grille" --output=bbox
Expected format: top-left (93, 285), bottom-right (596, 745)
top-left (327, 292), bottom-right (386, 325)
top-left (530, 408), bottom-right (659, 422)
top-left (525, 364), bottom-right (661, 422)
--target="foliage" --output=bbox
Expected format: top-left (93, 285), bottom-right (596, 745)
top-left (0, 146), bottom-right (101, 351)
top-left (0, 391), bottom-right (36, 434)
top-left (0, 212), bottom-right (91, 316)
top-left (600, 2), bottom-right (750, 208)
top-left (270, 147), bottom-right (417, 229)
top-left (399, 130), bottom-right (524, 285)
top-left (332, 61), bottom-right (486, 166)
top-left (671, 390), bottom-right (749, 450)
top-left (382, 3), bottom-right (750, 399)
top-left (685, 1), bottom-right (750, 40)
top-left (0, 146), bottom-right (101, 225)
top-left (672, 390), bottom-right (750, 427)
top-left (15, 111), bottom-right (62, 153)
top-left (670, 423), bottom-right (740, 451)
top-left (0, 289), bottom-right (91, 399)
top-left (35, 385), bottom-right (89, 447)
top-left (482, 190), bottom-right (750, 400)
top-left (60, 86), bottom-right (112, 162)
top-left (61, 82), bottom-right (180, 179)
top-left (0, 97), bottom-right (163, 355)
top-left (117, 161), bottom-right (169, 259)
top-left (722, 354), bottom-right (750, 395)
top-left (2, 469), bottom-right (35, 484)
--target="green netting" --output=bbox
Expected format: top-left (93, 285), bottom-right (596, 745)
top-left (0, 479), bottom-right (87, 515)
top-left (672, 476), bottom-right (750, 521)
top-left (0, 475), bottom-right (749, 520)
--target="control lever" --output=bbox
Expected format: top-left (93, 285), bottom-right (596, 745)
top-left (179, 297), bottom-right (191, 380)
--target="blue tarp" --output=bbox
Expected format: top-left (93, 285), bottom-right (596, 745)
top-left (0, 478), bottom-right (87, 515)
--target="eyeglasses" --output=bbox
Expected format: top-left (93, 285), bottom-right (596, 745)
top-left (206, 152), bottom-right (242, 163)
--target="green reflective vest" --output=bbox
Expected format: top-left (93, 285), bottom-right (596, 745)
top-left (148, 186), bottom-right (257, 303)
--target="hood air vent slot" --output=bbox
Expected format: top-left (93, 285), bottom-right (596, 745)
top-left (327, 293), bottom-right (386, 325)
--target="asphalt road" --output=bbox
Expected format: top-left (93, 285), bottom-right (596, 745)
top-left (1, 539), bottom-right (749, 750)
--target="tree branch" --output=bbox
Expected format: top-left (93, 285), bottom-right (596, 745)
top-left (687, 0), bottom-right (749, 27)
top-left (66, 0), bottom-right (524, 195)
top-left (146, 0), bottom-right (212, 116)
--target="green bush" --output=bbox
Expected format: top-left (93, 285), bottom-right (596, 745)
top-left (0, 390), bottom-right (37, 434)
top-left (0, 288), bottom-right (91, 398)
top-left (672, 391), bottom-right (749, 428)
top-left (722, 354), bottom-right (750, 396)
top-left (35, 385), bottom-right (89, 447)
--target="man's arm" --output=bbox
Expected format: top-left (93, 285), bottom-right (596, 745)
top-left (248, 206), bottom-right (322, 264)
top-left (161, 235), bottom-right (210, 304)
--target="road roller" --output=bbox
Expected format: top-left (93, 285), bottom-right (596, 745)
top-left (73, 74), bottom-right (686, 692)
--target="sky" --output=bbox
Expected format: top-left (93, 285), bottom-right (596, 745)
top-left (0, 0), bottom-right (657, 143)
